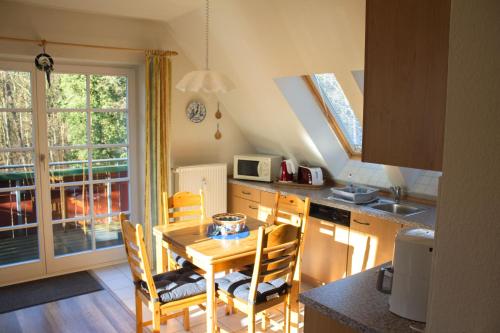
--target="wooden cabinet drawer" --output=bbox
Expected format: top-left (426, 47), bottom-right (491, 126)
top-left (229, 196), bottom-right (260, 220)
top-left (229, 183), bottom-right (260, 202)
top-left (348, 212), bottom-right (402, 275)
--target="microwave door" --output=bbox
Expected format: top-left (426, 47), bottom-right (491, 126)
top-left (238, 160), bottom-right (260, 177)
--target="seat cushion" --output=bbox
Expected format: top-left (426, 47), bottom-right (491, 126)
top-left (170, 251), bottom-right (196, 269)
top-left (215, 271), bottom-right (289, 304)
top-left (140, 268), bottom-right (206, 304)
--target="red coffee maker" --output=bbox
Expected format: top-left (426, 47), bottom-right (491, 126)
top-left (280, 159), bottom-right (296, 182)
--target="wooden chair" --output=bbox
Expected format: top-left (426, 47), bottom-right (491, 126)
top-left (216, 223), bottom-right (303, 333)
top-left (119, 213), bottom-right (206, 333)
top-left (271, 192), bottom-right (311, 231)
top-left (165, 190), bottom-right (205, 271)
top-left (258, 192), bottom-right (311, 327)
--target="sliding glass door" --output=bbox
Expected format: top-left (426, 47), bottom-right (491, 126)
top-left (0, 61), bottom-right (135, 284)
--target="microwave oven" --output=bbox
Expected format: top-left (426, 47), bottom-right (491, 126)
top-left (233, 154), bottom-right (281, 182)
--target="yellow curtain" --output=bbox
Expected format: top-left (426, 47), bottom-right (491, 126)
top-left (144, 51), bottom-right (171, 259)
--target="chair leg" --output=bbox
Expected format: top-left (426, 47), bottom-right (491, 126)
top-left (260, 311), bottom-right (269, 330)
top-left (183, 307), bottom-right (190, 331)
top-left (248, 307), bottom-right (256, 333)
top-left (152, 304), bottom-right (161, 333)
top-left (225, 298), bottom-right (233, 316)
top-left (284, 295), bottom-right (291, 333)
top-left (135, 291), bottom-right (143, 333)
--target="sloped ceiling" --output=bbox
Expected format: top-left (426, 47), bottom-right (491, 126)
top-left (167, 0), bottom-right (366, 170)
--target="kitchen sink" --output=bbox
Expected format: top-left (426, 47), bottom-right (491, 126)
top-left (369, 202), bottom-right (425, 217)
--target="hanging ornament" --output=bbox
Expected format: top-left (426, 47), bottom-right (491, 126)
top-left (214, 123), bottom-right (222, 140)
top-left (34, 40), bottom-right (54, 88)
top-left (215, 102), bottom-right (222, 119)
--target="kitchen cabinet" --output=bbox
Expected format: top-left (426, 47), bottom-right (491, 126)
top-left (304, 307), bottom-right (356, 333)
top-left (228, 183), bottom-right (403, 283)
top-left (229, 195), bottom-right (259, 219)
top-left (362, 0), bottom-right (451, 171)
top-left (228, 183), bottom-right (260, 202)
top-left (302, 216), bottom-right (349, 285)
top-left (228, 183), bottom-right (273, 222)
top-left (347, 212), bottom-right (402, 275)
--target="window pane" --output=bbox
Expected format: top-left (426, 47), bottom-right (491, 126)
top-left (95, 216), bottom-right (123, 249)
top-left (49, 149), bottom-right (89, 183)
top-left (0, 151), bottom-right (35, 188)
top-left (0, 189), bottom-right (37, 227)
top-left (0, 70), bottom-right (31, 109)
top-left (92, 147), bottom-right (128, 180)
top-left (313, 73), bottom-right (363, 153)
top-left (93, 181), bottom-right (129, 216)
top-left (0, 112), bottom-right (33, 148)
top-left (47, 112), bottom-right (87, 147)
top-left (50, 185), bottom-right (90, 221)
top-left (47, 73), bottom-right (86, 109)
top-left (53, 221), bottom-right (91, 256)
top-left (90, 75), bottom-right (127, 109)
top-left (91, 112), bottom-right (127, 144)
top-left (0, 227), bottom-right (39, 266)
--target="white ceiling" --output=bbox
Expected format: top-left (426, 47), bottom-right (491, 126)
top-left (4, 0), bottom-right (203, 22)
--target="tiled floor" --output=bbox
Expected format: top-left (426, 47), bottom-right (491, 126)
top-left (92, 263), bottom-right (310, 332)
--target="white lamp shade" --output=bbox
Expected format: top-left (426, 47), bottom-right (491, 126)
top-left (176, 70), bottom-right (235, 93)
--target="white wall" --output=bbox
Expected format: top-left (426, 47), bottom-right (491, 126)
top-left (0, 1), bottom-right (255, 221)
top-left (167, 0), bottom-right (366, 171)
top-left (426, 0), bottom-right (500, 331)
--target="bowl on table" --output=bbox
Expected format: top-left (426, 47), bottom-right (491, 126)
top-left (212, 213), bottom-right (247, 236)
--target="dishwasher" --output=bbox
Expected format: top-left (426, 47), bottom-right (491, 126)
top-left (302, 203), bottom-right (351, 285)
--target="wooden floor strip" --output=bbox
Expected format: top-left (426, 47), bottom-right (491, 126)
top-left (0, 289), bottom-right (135, 333)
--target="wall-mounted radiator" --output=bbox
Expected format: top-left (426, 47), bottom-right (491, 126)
top-left (174, 163), bottom-right (227, 217)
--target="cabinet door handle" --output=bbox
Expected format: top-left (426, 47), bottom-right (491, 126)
top-left (353, 219), bottom-right (371, 226)
top-left (241, 191), bottom-right (251, 195)
top-left (249, 205), bottom-right (258, 210)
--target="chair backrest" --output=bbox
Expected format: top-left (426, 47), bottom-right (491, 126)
top-left (119, 213), bottom-right (158, 300)
top-left (248, 224), bottom-right (302, 304)
top-left (272, 193), bottom-right (310, 232)
top-left (166, 190), bottom-right (205, 223)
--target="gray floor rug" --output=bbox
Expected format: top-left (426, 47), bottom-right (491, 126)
top-left (0, 271), bottom-right (103, 314)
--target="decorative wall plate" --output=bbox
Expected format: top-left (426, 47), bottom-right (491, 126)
top-left (186, 100), bottom-right (207, 123)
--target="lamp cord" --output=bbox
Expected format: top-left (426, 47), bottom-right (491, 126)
top-left (205, 0), bottom-right (209, 70)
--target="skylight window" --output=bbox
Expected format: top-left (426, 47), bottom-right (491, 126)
top-left (309, 73), bottom-right (363, 155)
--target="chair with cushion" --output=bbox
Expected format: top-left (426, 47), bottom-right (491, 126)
top-left (216, 223), bottom-right (303, 333)
top-left (165, 190), bottom-right (205, 271)
top-left (119, 213), bottom-right (206, 333)
top-left (229, 192), bottom-right (310, 321)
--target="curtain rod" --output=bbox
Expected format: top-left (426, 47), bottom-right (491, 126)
top-left (0, 36), bottom-right (178, 56)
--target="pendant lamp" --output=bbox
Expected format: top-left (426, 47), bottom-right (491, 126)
top-left (176, 0), bottom-right (235, 93)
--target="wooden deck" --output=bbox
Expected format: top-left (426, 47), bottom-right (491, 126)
top-left (0, 223), bottom-right (123, 266)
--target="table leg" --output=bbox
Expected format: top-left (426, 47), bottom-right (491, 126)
top-left (155, 233), bottom-right (167, 274)
top-left (205, 265), bottom-right (217, 333)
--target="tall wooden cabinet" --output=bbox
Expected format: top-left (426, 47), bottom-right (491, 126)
top-left (362, 0), bottom-right (451, 171)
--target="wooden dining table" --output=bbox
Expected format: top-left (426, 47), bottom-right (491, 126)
top-left (153, 216), bottom-right (302, 333)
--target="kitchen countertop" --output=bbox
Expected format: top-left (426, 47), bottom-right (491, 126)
top-left (228, 178), bottom-right (436, 230)
top-left (299, 264), bottom-right (426, 333)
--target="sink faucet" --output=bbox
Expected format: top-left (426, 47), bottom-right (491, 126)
top-left (390, 186), bottom-right (402, 203)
